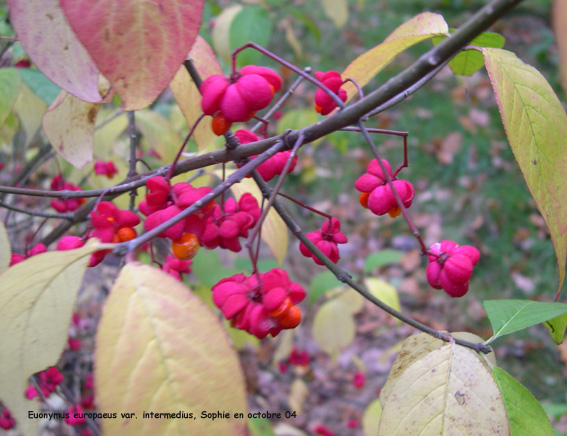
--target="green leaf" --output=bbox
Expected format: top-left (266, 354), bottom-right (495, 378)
top-left (544, 313), bottom-right (567, 344)
top-left (276, 108), bottom-right (321, 137)
top-left (289, 10), bottom-right (320, 44)
top-left (341, 12), bottom-right (448, 102)
top-left (483, 48), bottom-right (567, 295)
top-left (230, 6), bottom-right (273, 68)
top-left (234, 257), bottom-right (279, 273)
top-left (191, 249), bottom-right (223, 286)
top-left (248, 417), bottom-right (276, 436)
top-left (493, 367), bottom-right (554, 436)
top-left (483, 299), bottom-right (567, 343)
top-left (18, 68), bottom-right (61, 105)
top-left (541, 402), bottom-right (567, 420)
top-left (0, 68), bottom-right (21, 128)
top-left (309, 271), bottom-right (340, 307)
top-left (364, 249), bottom-right (404, 272)
top-left (433, 31), bottom-right (505, 76)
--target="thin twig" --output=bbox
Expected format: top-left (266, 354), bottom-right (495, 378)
top-left (0, 201), bottom-right (74, 220)
top-left (251, 68), bottom-right (311, 133)
top-left (116, 140), bottom-right (287, 254)
top-left (245, 134), bottom-right (305, 261)
top-left (127, 111), bottom-right (138, 211)
top-left (233, 43), bottom-right (346, 112)
top-left (362, 58), bottom-right (451, 120)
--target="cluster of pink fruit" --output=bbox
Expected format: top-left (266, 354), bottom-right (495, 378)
top-left (15, 64), bottom-right (481, 349)
top-left (198, 63), bottom-right (480, 299)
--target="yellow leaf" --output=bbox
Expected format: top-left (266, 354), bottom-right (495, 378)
top-left (378, 344), bottom-right (508, 435)
top-left (362, 398), bottom-right (382, 436)
top-left (42, 90), bottom-right (98, 168)
top-left (171, 36), bottom-right (222, 152)
top-left (212, 5), bottom-right (243, 64)
top-left (288, 378), bottom-right (308, 414)
top-left (95, 263), bottom-right (248, 436)
top-left (545, 313), bottom-right (567, 345)
top-left (341, 12), bottom-right (448, 102)
top-left (364, 278), bottom-right (401, 324)
top-left (312, 299), bottom-right (355, 357)
top-left (284, 21), bottom-right (303, 59)
top-left (332, 287), bottom-right (365, 314)
top-left (321, 0), bottom-right (348, 29)
top-left (0, 240), bottom-right (102, 436)
top-left (225, 175), bottom-right (288, 266)
top-left (484, 48), bottom-right (567, 294)
top-left (93, 109), bottom-right (128, 160)
top-left (225, 320), bottom-right (260, 350)
top-left (0, 221), bottom-right (10, 275)
top-left (135, 109), bottom-right (182, 163)
top-left (13, 82), bottom-right (47, 147)
top-left (272, 329), bottom-right (295, 365)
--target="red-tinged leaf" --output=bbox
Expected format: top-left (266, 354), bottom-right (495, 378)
top-left (9, 0), bottom-right (104, 103)
top-left (484, 48), bottom-right (567, 295)
top-left (341, 12), bottom-right (448, 102)
top-left (42, 90), bottom-right (98, 168)
top-left (96, 263), bottom-right (248, 436)
top-left (553, 0), bottom-right (567, 97)
top-left (60, 0), bottom-right (204, 110)
top-left (171, 36), bottom-right (222, 151)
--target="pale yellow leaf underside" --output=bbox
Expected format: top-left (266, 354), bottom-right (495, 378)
top-left (380, 333), bottom-right (445, 407)
top-left (0, 221), bottom-right (10, 275)
top-left (378, 344), bottom-right (509, 435)
top-left (42, 90), bottom-right (98, 169)
top-left (0, 241), bottom-right (101, 436)
top-left (95, 263), bottom-right (247, 436)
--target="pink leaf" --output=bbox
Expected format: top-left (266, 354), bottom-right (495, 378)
top-left (9, 0), bottom-right (104, 102)
top-left (60, 0), bottom-right (204, 110)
